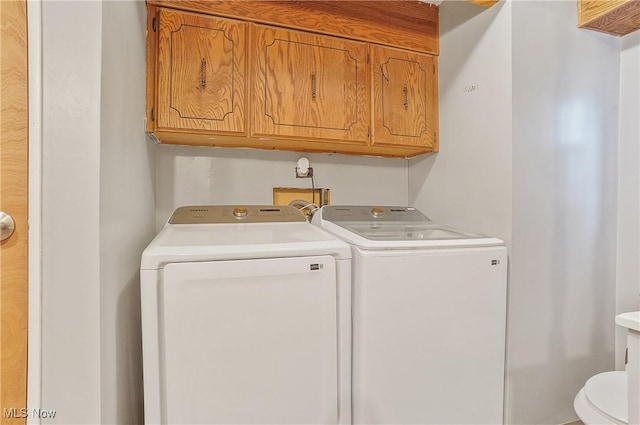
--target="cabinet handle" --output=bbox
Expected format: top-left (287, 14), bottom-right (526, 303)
top-left (403, 84), bottom-right (408, 110)
top-left (311, 72), bottom-right (317, 101)
top-left (201, 58), bottom-right (207, 88)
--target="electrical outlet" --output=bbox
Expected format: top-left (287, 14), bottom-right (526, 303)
top-left (295, 167), bottom-right (313, 178)
top-left (295, 157), bottom-right (313, 178)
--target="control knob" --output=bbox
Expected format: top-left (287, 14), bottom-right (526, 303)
top-left (233, 207), bottom-right (248, 219)
top-left (371, 207), bottom-right (384, 218)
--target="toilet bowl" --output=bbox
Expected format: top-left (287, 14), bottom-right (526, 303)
top-left (574, 311), bottom-right (640, 425)
top-left (574, 371), bottom-right (627, 425)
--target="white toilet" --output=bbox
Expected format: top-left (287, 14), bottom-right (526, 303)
top-left (574, 312), bottom-right (640, 425)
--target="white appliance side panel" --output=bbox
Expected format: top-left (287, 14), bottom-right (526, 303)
top-left (628, 329), bottom-right (640, 424)
top-left (335, 259), bottom-right (352, 425)
top-left (141, 269), bottom-right (162, 425)
top-left (160, 256), bottom-right (338, 425)
top-left (353, 246), bottom-right (508, 425)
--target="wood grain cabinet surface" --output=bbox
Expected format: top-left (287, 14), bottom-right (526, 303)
top-left (578, 0), bottom-right (640, 36)
top-left (154, 8), bottom-right (247, 134)
top-left (146, 3), bottom-right (439, 158)
top-left (252, 25), bottom-right (369, 145)
top-left (371, 45), bottom-right (438, 151)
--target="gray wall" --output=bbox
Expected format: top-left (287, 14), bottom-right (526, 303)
top-left (510, 1), bottom-right (619, 423)
top-left (616, 32), bottom-right (640, 369)
top-left (408, 1), bottom-right (513, 246)
top-left (40, 1), bottom-right (408, 423)
top-left (155, 146), bottom-right (408, 229)
top-left (410, 1), bottom-right (621, 424)
top-left (99, 1), bottom-right (155, 424)
top-left (41, 1), bottom-right (156, 423)
top-left (38, 1), bottom-right (633, 424)
top-left (41, 2), bottom-right (103, 422)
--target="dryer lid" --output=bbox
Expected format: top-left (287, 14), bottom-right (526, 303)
top-left (141, 206), bottom-right (351, 270)
top-left (584, 371), bottom-right (628, 425)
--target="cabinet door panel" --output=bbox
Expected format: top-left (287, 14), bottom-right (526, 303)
top-left (253, 25), bottom-right (368, 143)
top-left (157, 9), bottom-right (247, 133)
top-left (372, 45), bottom-right (437, 149)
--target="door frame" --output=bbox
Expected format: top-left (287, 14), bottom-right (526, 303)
top-left (27, 0), bottom-right (42, 423)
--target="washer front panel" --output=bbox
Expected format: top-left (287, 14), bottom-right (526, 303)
top-left (352, 246), bottom-right (508, 424)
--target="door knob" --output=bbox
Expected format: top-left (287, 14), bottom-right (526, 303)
top-left (0, 212), bottom-right (16, 242)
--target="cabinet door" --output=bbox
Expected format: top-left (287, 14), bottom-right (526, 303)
top-left (156, 9), bottom-right (247, 134)
top-left (252, 25), bottom-right (368, 144)
top-left (371, 45), bottom-right (438, 150)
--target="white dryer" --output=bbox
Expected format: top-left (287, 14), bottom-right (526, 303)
top-left (141, 205), bottom-right (352, 425)
top-left (313, 205), bottom-right (508, 425)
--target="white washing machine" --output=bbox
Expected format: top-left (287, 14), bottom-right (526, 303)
top-left (140, 205), bottom-right (352, 425)
top-left (313, 205), bottom-right (508, 425)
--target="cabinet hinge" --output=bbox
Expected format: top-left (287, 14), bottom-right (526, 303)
top-left (367, 53), bottom-right (370, 64)
top-left (368, 126), bottom-right (371, 138)
top-left (151, 108), bottom-right (155, 121)
top-left (433, 64), bottom-right (436, 74)
top-left (152, 17), bottom-right (157, 32)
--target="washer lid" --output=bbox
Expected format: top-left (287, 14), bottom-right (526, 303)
top-left (142, 206), bottom-right (351, 270)
top-left (314, 206), bottom-right (504, 249)
top-left (584, 371), bottom-right (628, 425)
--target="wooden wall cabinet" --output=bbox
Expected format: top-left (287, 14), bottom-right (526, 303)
top-left (252, 25), bottom-right (369, 145)
top-left (466, 0), bottom-right (500, 7)
top-left (153, 8), bottom-right (247, 134)
top-left (146, 3), bottom-right (439, 158)
top-left (371, 45), bottom-right (438, 151)
top-left (578, 0), bottom-right (640, 36)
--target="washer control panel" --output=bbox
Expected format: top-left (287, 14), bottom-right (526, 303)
top-left (169, 205), bottom-right (306, 224)
top-left (321, 206), bottom-right (430, 222)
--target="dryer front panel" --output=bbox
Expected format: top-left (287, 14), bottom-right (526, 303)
top-left (159, 255), bottom-right (338, 424)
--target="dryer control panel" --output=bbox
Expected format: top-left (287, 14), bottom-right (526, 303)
top-left (169, 205), bottom-right (306, 224)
